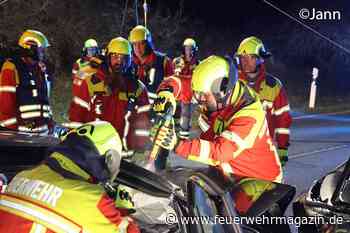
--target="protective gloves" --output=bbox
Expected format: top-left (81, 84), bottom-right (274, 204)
top-left (114, 187), bottom-right (135, 214)
top-left (153, 90), bottom-right (176, 115)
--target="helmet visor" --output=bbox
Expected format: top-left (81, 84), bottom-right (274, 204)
top-left (86, 47), bottom-right (98, 57)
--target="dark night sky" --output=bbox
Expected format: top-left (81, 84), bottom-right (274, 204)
top-left (151, 1), bottom-right (350, 28)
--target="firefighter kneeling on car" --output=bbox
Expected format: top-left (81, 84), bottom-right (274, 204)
top-left (0, 121), bottom-right (140, 233)
top-left (152, 55), bottom-right (283, 213)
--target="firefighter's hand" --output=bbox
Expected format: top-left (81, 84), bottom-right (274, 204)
top-left (115, 187), bottom-right (135, 214)
top-left (277, 148), bottom-right (288, 167)
top-left (155, 123), bottom-right (178, 151)
top-left (153, 90), bottom-right (176, 115)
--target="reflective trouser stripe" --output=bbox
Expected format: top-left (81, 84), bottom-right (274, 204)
top-left (18, 125), bottom-right (48, 133)
top-left (0, 118), bottom-right (17, 127)
top-left (0, 195), bottom-right (82, 233)
top-left (274, 105), bottom-right (290, 116)
top-left (20, 111), bottom-right (51, 119)
top-left (21, 111), bottom-right (41, 119)
top-left (73, 97), bottom-right (90, 110)
top-left (0, 86), bottom-right (16, 93)
top-left (275, 128), bottom-right (290, 135)
top-left (30, 223), bottom-right (46, 233)
top-left (19, 104), bottom-right (41, 112)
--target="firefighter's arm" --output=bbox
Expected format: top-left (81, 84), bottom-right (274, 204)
top-left (163, 56), bottom-right (175, 77)
top-left (152, 76), bottom-right (182, 114)
top-left (97, 194), bottom-right (140, 233)
top-left (273, 87), bottom-right (292, 149)
top-left (175, 116), bottom-right (257, 165)
top-left (135, 84), bottom-right (151, 124)
top-left (68, 80), bottom-right (92, 124)
top-left (0, 63), bottom-right (18, 130)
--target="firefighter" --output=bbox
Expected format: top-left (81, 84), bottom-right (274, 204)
top-left (172, 38), bottom-right (199, 139)
top-left (129, 25), bottom-right (174, 103)
top-left (68, 37), bottom-right (151, 156)
top-left (0, 30), bottom-right (53, 134)
top-left (0, 121), bottom-right (140, 233)
top-left (153, 55), bottom-right (283, 182)
top-left (71, 39), bottom-right (102, 96)
top-left (236, 36), bottom-right (292, 167)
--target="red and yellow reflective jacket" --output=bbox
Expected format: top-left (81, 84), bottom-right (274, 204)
top-left (68, 65), bottom-right (151, 152)
top-left (0, 163), bottom-right (139, 233)
top-left (159, 77), bottom-right (283, 182)
top-left (172, 55), bottom-right (199, 104)
top-left (239, 65), bottom-right (292, 149)
top-left (71, 57), bottom-right (103, 101)
top-left (0, 58), bottom-right (52, 134)
top-left (133, 51), bottom-right (174, 100)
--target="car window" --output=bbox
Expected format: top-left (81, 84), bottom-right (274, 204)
top-left (192, 185), bottom-right (225, 233)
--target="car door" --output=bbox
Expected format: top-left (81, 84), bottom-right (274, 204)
top-left (186, 172), bottom-right (259, 233)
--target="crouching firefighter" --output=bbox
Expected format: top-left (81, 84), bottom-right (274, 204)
top-left (0, 30), bottom-right (53, 134)
top-left (0, 121), bottom-right (140, 233)
top-left (153, 55), bottom-right (283, 181)
top-left (68, 37), bottom-right (151, 157)
top-left (152, 55), bottom-right (284, 210)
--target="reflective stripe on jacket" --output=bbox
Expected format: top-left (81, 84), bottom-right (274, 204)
top-left (239, 65), bottom-right (292, 149)
top-left (159, 77), bottom-right (283, 182)
top-left (0, 59), bottom-right (52, 133)
top-left (0, 164), bottom-right (139, 233)
top-left (68, 66), bottom-right (151, 151)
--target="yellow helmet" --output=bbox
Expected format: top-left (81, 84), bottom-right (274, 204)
top-left (183, 38), bottom-right (198, 51)
top-left (61, 121), bottom-right (122, 156)
top-left (106, 37), bottom-right (131, 56)
top-left (192, 55), bottom-right (235, 94)
top-left (59, 121), bottom-right (123, 183)
top-left (18, 30), bottom-right (50, 49)
top-left (236, 36), bottom-right (271, 58)
top-left (129, 25), bottom-right (151, 42)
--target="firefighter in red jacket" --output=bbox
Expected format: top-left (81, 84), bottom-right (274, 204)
top-left (68, 37), bottom-right (151, 156)
top-left (236, 36), bottom-right (292, 166)
top-left (172, 38), bottom-right (199, 139)
top-left (0, 30), bottom-right (53, 134)
top-left (0, 121), bottom-right (140, 233)
top-left (71, 39), bottom-right (101, 96)
top-left (153, 55), bottom-right (283, 183)
top-left (129, 25), bottom-right (174, 103)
